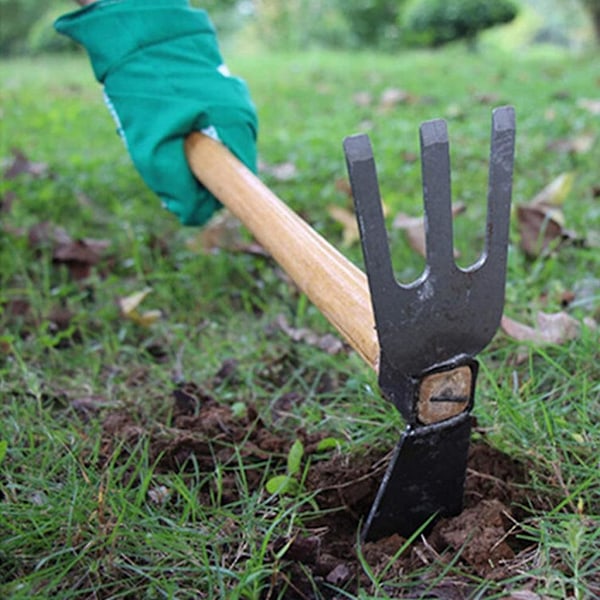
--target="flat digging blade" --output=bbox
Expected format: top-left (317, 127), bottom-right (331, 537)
top-left (363, 414), bottom-right (472, 541)
top-left (344, 107), bottom-right (516, 542)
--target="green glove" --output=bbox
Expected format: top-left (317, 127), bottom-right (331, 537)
top-left (55, 0), bottom-right (258, 226)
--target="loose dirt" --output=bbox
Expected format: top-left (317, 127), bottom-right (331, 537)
top-left (101, 381), bottom-right (535, 599)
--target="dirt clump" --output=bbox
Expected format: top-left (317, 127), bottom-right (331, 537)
top-left (99, 383), bottom-right (534, 598)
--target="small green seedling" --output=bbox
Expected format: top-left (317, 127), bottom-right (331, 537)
top-left (315, 437), bottom-right (343, 452)
top-left (266, 439), bottom-right (304, 496)
top-left (265, 437), bottom-right (344, 496)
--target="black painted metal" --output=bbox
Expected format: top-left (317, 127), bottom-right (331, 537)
top-left (343, 107), bottom-right (516, 540)
top-left (363, 413), bottom-right (473, 541)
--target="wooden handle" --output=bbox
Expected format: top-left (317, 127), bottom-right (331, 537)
top-left (185, 133), bottom-right (379, 370)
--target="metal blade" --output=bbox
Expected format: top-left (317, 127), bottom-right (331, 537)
top-left (361, 413), bottom-right (472, 542)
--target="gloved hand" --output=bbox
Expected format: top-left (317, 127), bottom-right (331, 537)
top-left (55, 0), bottom-right (258, 226)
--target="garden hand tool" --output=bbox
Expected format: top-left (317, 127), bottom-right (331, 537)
top-left (186, 105), bottom-right (515, 541)
top-left (344, 106), bottom-right (515, 540)
top-left (55, 0), bottom-right (517, 540)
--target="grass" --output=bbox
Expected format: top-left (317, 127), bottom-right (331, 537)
top-left (1, 40), bottom-right (599, 599)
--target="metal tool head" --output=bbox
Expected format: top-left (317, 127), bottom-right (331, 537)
top-left (344, 106), bottom-right (516, 424)
top-left (343, 107), bottom-right (516, 540)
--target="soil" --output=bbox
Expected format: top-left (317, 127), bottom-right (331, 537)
top-left (100, 381), bottom-right (535, 599)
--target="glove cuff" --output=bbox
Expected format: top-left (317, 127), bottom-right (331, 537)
top-left (55, 0), bottom-right (216, 82)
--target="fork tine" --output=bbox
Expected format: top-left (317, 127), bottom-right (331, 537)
top-left (344, 134), bottom-right (397, 301)
top-left (420, 120), bottom-right (455, 274)
top-left (483, 106), bottom-right (516, 273)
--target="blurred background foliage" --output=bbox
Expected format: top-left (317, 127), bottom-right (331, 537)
top-left (0, 0), bottom-right (597, 55)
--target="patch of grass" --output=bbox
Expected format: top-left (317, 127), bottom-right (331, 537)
top-left (1, 43), bottom-right (599, 598)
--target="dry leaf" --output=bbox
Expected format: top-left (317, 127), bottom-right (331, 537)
top-left (186, 211), bottom-right (268, 257)
top-left (272, 314), bottom-right (344, 355)
top-left (516, 206), bottom-right (567, 257)
top-left (501, 312), bottom-right (580, 345)
top-left (353, 91), bottom-right (373, 107)
top-left (1, 191), bottom-right (16, 213)
top-left (577, 98), bottom-right (600, 115)
top-left (325, 563), bottom-right (350, 585)
top-left (379, 88), bottom-right (412, 109)
top-left (260, 160), bottom-right (297, 181)
top-left (334, 177), bottom-right (352, 198)
top-left (530, 172), bottom-right (574, 209)
top-left (53, 240), bottom-right (102, 264)
top-left (393, 203), bottom-right (465, 258)
top-left (26, 222), bottom-right (110, 279)
top-left (507, 591), bottom-right (542, 600)
top-left (148, 485), bottom-right (171, 505)
top-left (473, 92), bottom-right (501, 105)
top-left (119, 289), bottom-right (152, 315)
top-left (516, 173), bottom-right (579, 258)
top-left (401, 151), bottom-right (418, 164)
top-left (28, 222), bottom-right (71, 247)
top-left (548, 133), bottom-right (595, 155)
top-left (118, 288), bottom-right (162, 327)
top-left (328, 205), bottom-right (359, 246)
top-left (53, 239), bottom-right (107, 280)
top-left (129, 309), bottom-right (162, 327)
top-left (187, 210), bottom-right (243, 254)
top-left (4, 148), bottom-right (49, 179)
top-left (71, 395), bottom-right (109, 418)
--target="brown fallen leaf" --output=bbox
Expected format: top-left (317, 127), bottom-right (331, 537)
top-left (401, 151), bottom-right (418, 164)
top-left (325, 562), bottom-right (350, 585)
top-left (71, 395), bottom-right (110, 419)
top-left (47, 305), bottom-right (75, 333)
top-left (379, 87), bottom-right (412, 109)
top-left (393, 202), bottom-right (465, 258)
top-left (516, 205), bottom-right (567, 258)
top-left (53, 239), bottom-right (107, 280)
top-left (272, 314), bottom-right (344, 355)
top-left (26, 221), bottom-right (110, 279)
top-left (28, 222), bottom-right (71, 247)
top-left (327, 205), bottom-right (359, 246)
top-left (187, 210), bottom-right (243, 253)
top-left (3, 298), bottom-right (30, 319)
top-left (259, 160), bottom-right (297, 181)
top-left (4, 148), bottom-right (49, 179)
top-left (516, 173), bottom-right (579, 258)
top-left (334, 177), bottom-right (352, 199)
top-left (186, 210), bottom-right (269, 257)
top-left (473, 92), bottom-right (501, 105)
top-left (1, 191), bottom-right (16, 213)
top-left (501, 311), bottom-right (581, 345)
top-left (547, 133), bottom-right (595, 155)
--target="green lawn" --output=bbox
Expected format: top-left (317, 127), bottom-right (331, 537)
top-left (1, 44), bottom-right (599, 599)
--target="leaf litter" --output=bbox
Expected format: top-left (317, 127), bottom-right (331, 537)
top-left (3, 173), bottom-right (594, 596)
top-left (516, 172), bottom-right (581, 258)
top-left (96, 360), bottom-right (550, 599)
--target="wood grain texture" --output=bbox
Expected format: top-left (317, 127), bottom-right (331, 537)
top-left (185, 133), bottom-right (379, 370)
